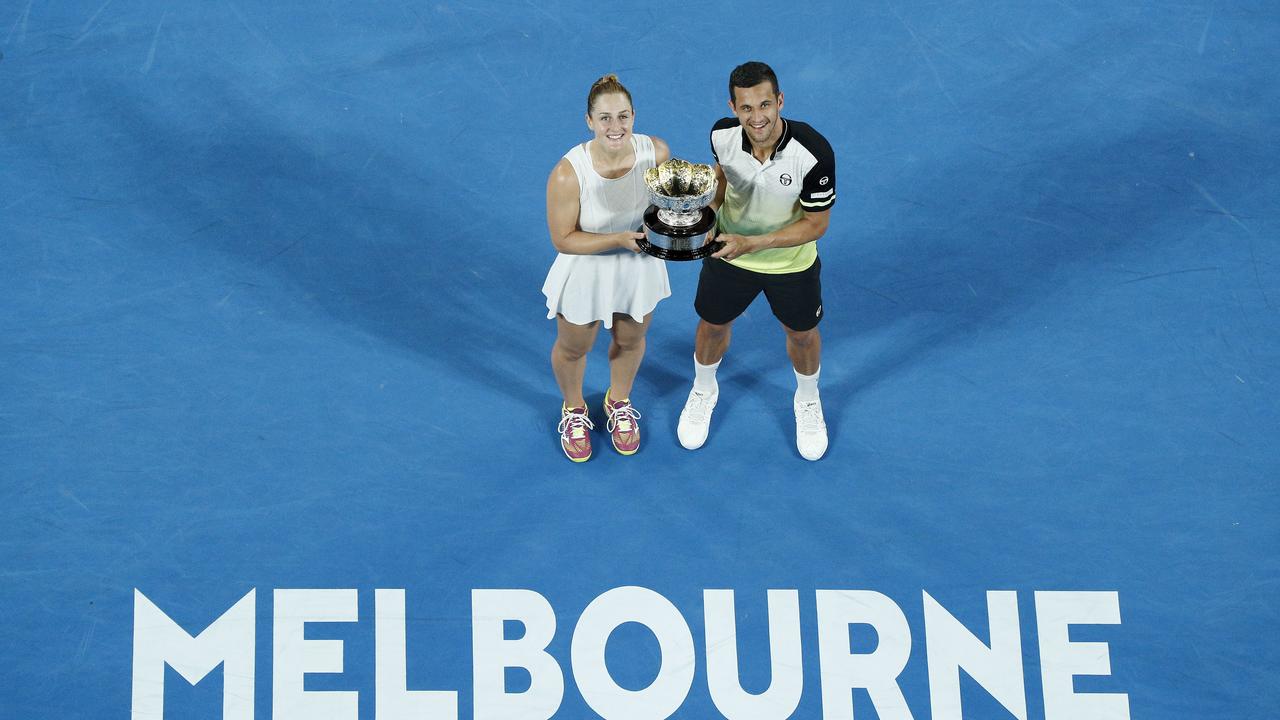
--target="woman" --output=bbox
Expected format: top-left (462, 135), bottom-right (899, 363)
top-left (543, 74), bottom-right (671, 462)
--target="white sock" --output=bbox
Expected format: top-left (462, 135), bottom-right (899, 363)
top-left (794, 366), bottom-right (820, 403)
top-left (693, 355), bottom-right (721, 394)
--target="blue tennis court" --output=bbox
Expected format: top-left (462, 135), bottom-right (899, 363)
top-left (3, 1), bottom-right (1277, 718)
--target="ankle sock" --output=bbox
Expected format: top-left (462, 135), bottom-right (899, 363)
top-left (693, 355), bottom-right (721, 394)
top-left (794, 366), bottom-right (820, 403)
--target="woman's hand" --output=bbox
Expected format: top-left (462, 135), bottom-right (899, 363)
top-left (617, 230), bottom-right (646, 253)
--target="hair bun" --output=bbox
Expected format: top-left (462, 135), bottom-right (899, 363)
top-left (586, 74), bottom-right (633, 114)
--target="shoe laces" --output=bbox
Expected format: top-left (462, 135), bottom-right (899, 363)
top-left (795, 400), bottom-right (826, 432)
top-left (558, 408), bottom-right (594, 439)
top-left (683, 390), bottom-right (715, 422)
top-left (606, 401), bottom-right (641, 433)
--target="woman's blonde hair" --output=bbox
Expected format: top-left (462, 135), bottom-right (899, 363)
top-left (586, 74), bottom-right (633, 115)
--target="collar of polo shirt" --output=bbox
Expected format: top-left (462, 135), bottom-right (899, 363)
top-left (739, 118), bottom-right (792, 160)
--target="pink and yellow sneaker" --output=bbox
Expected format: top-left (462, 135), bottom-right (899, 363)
top-left (558, 404), bottom-right (594, 462)
top-left (603, 389), bottom-right (642, 455)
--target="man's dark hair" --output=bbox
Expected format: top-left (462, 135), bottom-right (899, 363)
top-left (729, 61), bottom-right (780, 103)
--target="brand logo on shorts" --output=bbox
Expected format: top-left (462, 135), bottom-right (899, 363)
top-left (779, 173), bottom-right (793, 186)
top-left (816, 305), bottom-right (823, 318)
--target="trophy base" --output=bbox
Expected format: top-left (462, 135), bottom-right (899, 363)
top-left (640, 206), bottom-right (722, 261)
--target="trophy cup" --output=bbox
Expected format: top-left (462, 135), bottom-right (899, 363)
top-left (639, 158), bottom-right (722, 260)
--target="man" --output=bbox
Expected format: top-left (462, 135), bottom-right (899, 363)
top-left (677, 61), bottom-right (835, 461)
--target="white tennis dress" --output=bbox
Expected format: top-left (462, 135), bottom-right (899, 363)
top-left (542, 133), bottom-right (671, 328)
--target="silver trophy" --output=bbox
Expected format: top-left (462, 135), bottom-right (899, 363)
top-left (639, 158), bottom-right (721, 261)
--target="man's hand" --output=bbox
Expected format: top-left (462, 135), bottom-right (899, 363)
top-left (711, 233), bottom-right (765, 261)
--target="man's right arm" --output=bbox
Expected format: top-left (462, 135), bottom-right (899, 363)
top-left (710, 163), bottom-right (728, 212)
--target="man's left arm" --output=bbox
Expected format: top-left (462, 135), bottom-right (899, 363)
top-left (712, 209), bottom-right (829, 260)
top-left (763, 209), bottom-right (830, 247)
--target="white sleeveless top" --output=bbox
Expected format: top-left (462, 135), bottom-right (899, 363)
top-left (565, 134), bottom-right (654, 236)
top-left (542, 134), bottom-right (671, 328)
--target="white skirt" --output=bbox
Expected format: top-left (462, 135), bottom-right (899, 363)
top-left (542, 250), bottom-right (671, 329)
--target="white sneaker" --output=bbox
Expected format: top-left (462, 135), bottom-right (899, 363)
top-left (677, 387), bottom-right (719, 450)
top-left (794, 397), bottom-right (828, 460)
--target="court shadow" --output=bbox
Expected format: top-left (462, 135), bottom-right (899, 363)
top-left (86, 78), bottom-right (560, 415)
top-left (814, 125), bottom-right (1250, 436)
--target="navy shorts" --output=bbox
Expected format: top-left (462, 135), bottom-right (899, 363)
top-left (694, 256), bottom-right (824, 331)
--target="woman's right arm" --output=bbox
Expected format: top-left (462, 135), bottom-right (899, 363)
top-left (546, 158), bottom-right (643, 254)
